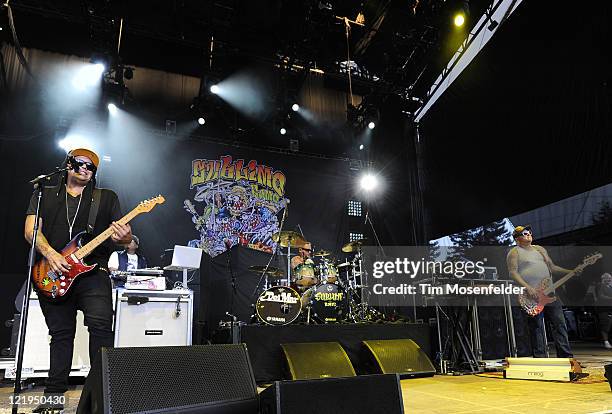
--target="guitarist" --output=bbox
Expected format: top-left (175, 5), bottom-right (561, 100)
top-left (506, 225), bottom-right (573, 358)
top-left (24, 148), bottom-right (132, 412)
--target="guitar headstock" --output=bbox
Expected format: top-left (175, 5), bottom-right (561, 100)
top-left (582, 252), bottom-right (603, 266)
top-left (136, 195), bottom-right (166, 213)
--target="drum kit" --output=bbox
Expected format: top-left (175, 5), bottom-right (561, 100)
top-left (251, 230), bottom-right (379, 326)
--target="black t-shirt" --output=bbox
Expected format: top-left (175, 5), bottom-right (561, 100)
top-left (597, 283), bottom-right (612, 307)
top-left (26, 185), bottom-right (123, 268)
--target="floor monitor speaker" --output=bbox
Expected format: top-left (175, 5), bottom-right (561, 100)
top-left (362, 339), bottom-right (435, 377)
top-left (280, 342), bottom-right (356, 380)
top-left (259, 374), bottom-right (404, 414)
top-left (77, 344), bottom-right (258, 414)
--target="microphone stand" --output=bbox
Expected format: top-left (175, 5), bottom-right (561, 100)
top-left (363, 210), bottom-right (386, 320)
top-left (250, 199), bottom-right (289, 307)
top-left (12, 167), bottom-right (67, 414)
top-left (364, 210), bottom-right (385, 257)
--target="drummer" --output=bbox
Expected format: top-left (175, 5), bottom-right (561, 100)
top-left (291, 242), bottom-right (318, 293)
top-left (291, 242), bottom-right (313, 268)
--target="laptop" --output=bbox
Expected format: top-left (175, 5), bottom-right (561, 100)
top-left (163, 245), bottom-right (202, 271)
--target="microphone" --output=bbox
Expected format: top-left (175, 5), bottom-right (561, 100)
top-left (67, 156), bottom-right (81, 173)
top-left (364, 210), bottom-right (369, 225)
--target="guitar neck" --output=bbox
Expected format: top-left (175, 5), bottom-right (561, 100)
top-left (545, 267), bottom-right (581, 294)
top-left (74, 207), bottom-right (142, 260)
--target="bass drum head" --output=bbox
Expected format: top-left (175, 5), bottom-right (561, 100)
top-left (256, 286), bottom-right (302, 325)
top-left (310, 283), bottom-right (347, 323)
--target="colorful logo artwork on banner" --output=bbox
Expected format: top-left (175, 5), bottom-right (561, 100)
top-left (185, 155), bottom-right (289, 257)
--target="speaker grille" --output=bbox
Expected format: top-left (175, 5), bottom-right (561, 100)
top-left (104, 345), bottom-right (256, 413)
top-left (363, 339), bottom-right (435, 376)
top-left (281, 342), bottom-right (356, 380)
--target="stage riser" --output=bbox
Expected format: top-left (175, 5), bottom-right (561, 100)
top-left (236, 323), bottom-right (431, 383)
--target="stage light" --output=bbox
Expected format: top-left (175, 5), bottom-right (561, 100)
top-left (197, 117), bottom-right (206, 125)
top-left (359, 144), bottom-right (364, 150)
top-left (72, 63), bottom-right (105, 90)
top-left (58, 134), bottom-right (91, 153)
top-left (368, 121), bottom-right (376, 130)
top-left (107, 103), bottom-right (118, 115)
top-left (454, 13), bottom-right (465, 27)
top-left (360, 173), bottom-right (378, 191)
top-left (280, 127), bottom-right (287, 135)
top-left (210, 84), bottom-right (220, 94)
top-left (123, 67), bottom-right (134, 80)
top-left (292, 103), bottom-right (300, 112)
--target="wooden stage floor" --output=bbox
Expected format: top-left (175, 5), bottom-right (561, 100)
top-left (0, 374), bottom-right (610, 414)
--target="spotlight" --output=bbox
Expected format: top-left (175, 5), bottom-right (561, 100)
top-left (197, 117), bottom-right (206, 125)
top-left (367, 121), bottom-right (376, 130)
top-left (291, 103), bottom-right (300, 112)
top-left (107, 103), bottom-right (118, 114)
top-left (359, 144), bottom-right (364, 150)
top-left (280, 127), bottom-right (287, 135)
top-left (72, 63), bottom-right (105, 90)
top-left (123, 67), bottom-right (134, 80)
top-left (210, 84), bottom-right (220, 94)
top-left (58, 134), bottom-right (91, 153)
top-left (360, 173), bottom-right (378, 191)
top-left (454, 13), bottom-right (465, 27)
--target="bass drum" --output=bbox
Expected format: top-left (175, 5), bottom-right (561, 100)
top-left (309, 283), bottom-right (348, 323)
top-left (256, 286), bottom-right (302, 325)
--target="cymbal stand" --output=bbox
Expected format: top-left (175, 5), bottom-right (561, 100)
top-left (285, 243), bottom-right (292, 286)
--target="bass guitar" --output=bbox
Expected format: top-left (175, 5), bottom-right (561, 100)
top-left (518, 252), bottom-right (602, 316)
top-left (32, 195), bottom-right (165, 300)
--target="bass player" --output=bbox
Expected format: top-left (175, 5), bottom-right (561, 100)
top-left (506, 225), bottom-right (574, 358)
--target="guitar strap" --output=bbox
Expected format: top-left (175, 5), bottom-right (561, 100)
top-left (87, 188), bottom-right (101, 234)
top-left (532, 245), bottom-right (553, 275)
top-left (532, 245), bottom-right (556, 297)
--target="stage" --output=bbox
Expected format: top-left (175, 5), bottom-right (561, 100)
top-left (1, 369), bottom-right (610, 414)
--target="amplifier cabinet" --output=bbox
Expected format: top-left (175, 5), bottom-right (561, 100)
top-left (5, 292), bottom-right (90, 379)
top-left (114, 289), bottom-right (193, 347)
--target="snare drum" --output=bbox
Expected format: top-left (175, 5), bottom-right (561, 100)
top-left (309, 283), bottom-right (347, 323)
top-left (293, 262), bottom-right (318, 288)
top-left (256, 286), bottom-right (302, 325)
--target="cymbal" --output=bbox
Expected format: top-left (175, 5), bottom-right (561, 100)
top-left (341, 238), bottom-right (367, 253)
top-left (313, 250), bottom-right (331, 257)
top-left (248, 265), bottom-right (284, 278)
top-left (271, 231), bottom-right (307, 248)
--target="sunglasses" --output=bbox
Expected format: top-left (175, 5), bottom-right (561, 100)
top-left (521, 230), bottom-right (531, 236)
top-left (70, 158), bottom-right (97, 172)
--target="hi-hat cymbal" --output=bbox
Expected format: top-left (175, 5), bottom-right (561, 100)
top-left (313, 250), bottom-right (331, 257)
top-left (271, 231), bottom-right (308, 248)
top-left (341, 238), bottom-right (367, 253)
top-left (248, 265), bottom-right (284, 278)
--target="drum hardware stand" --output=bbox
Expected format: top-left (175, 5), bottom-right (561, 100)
top-left (225, 312), bottom-right (240, 344)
